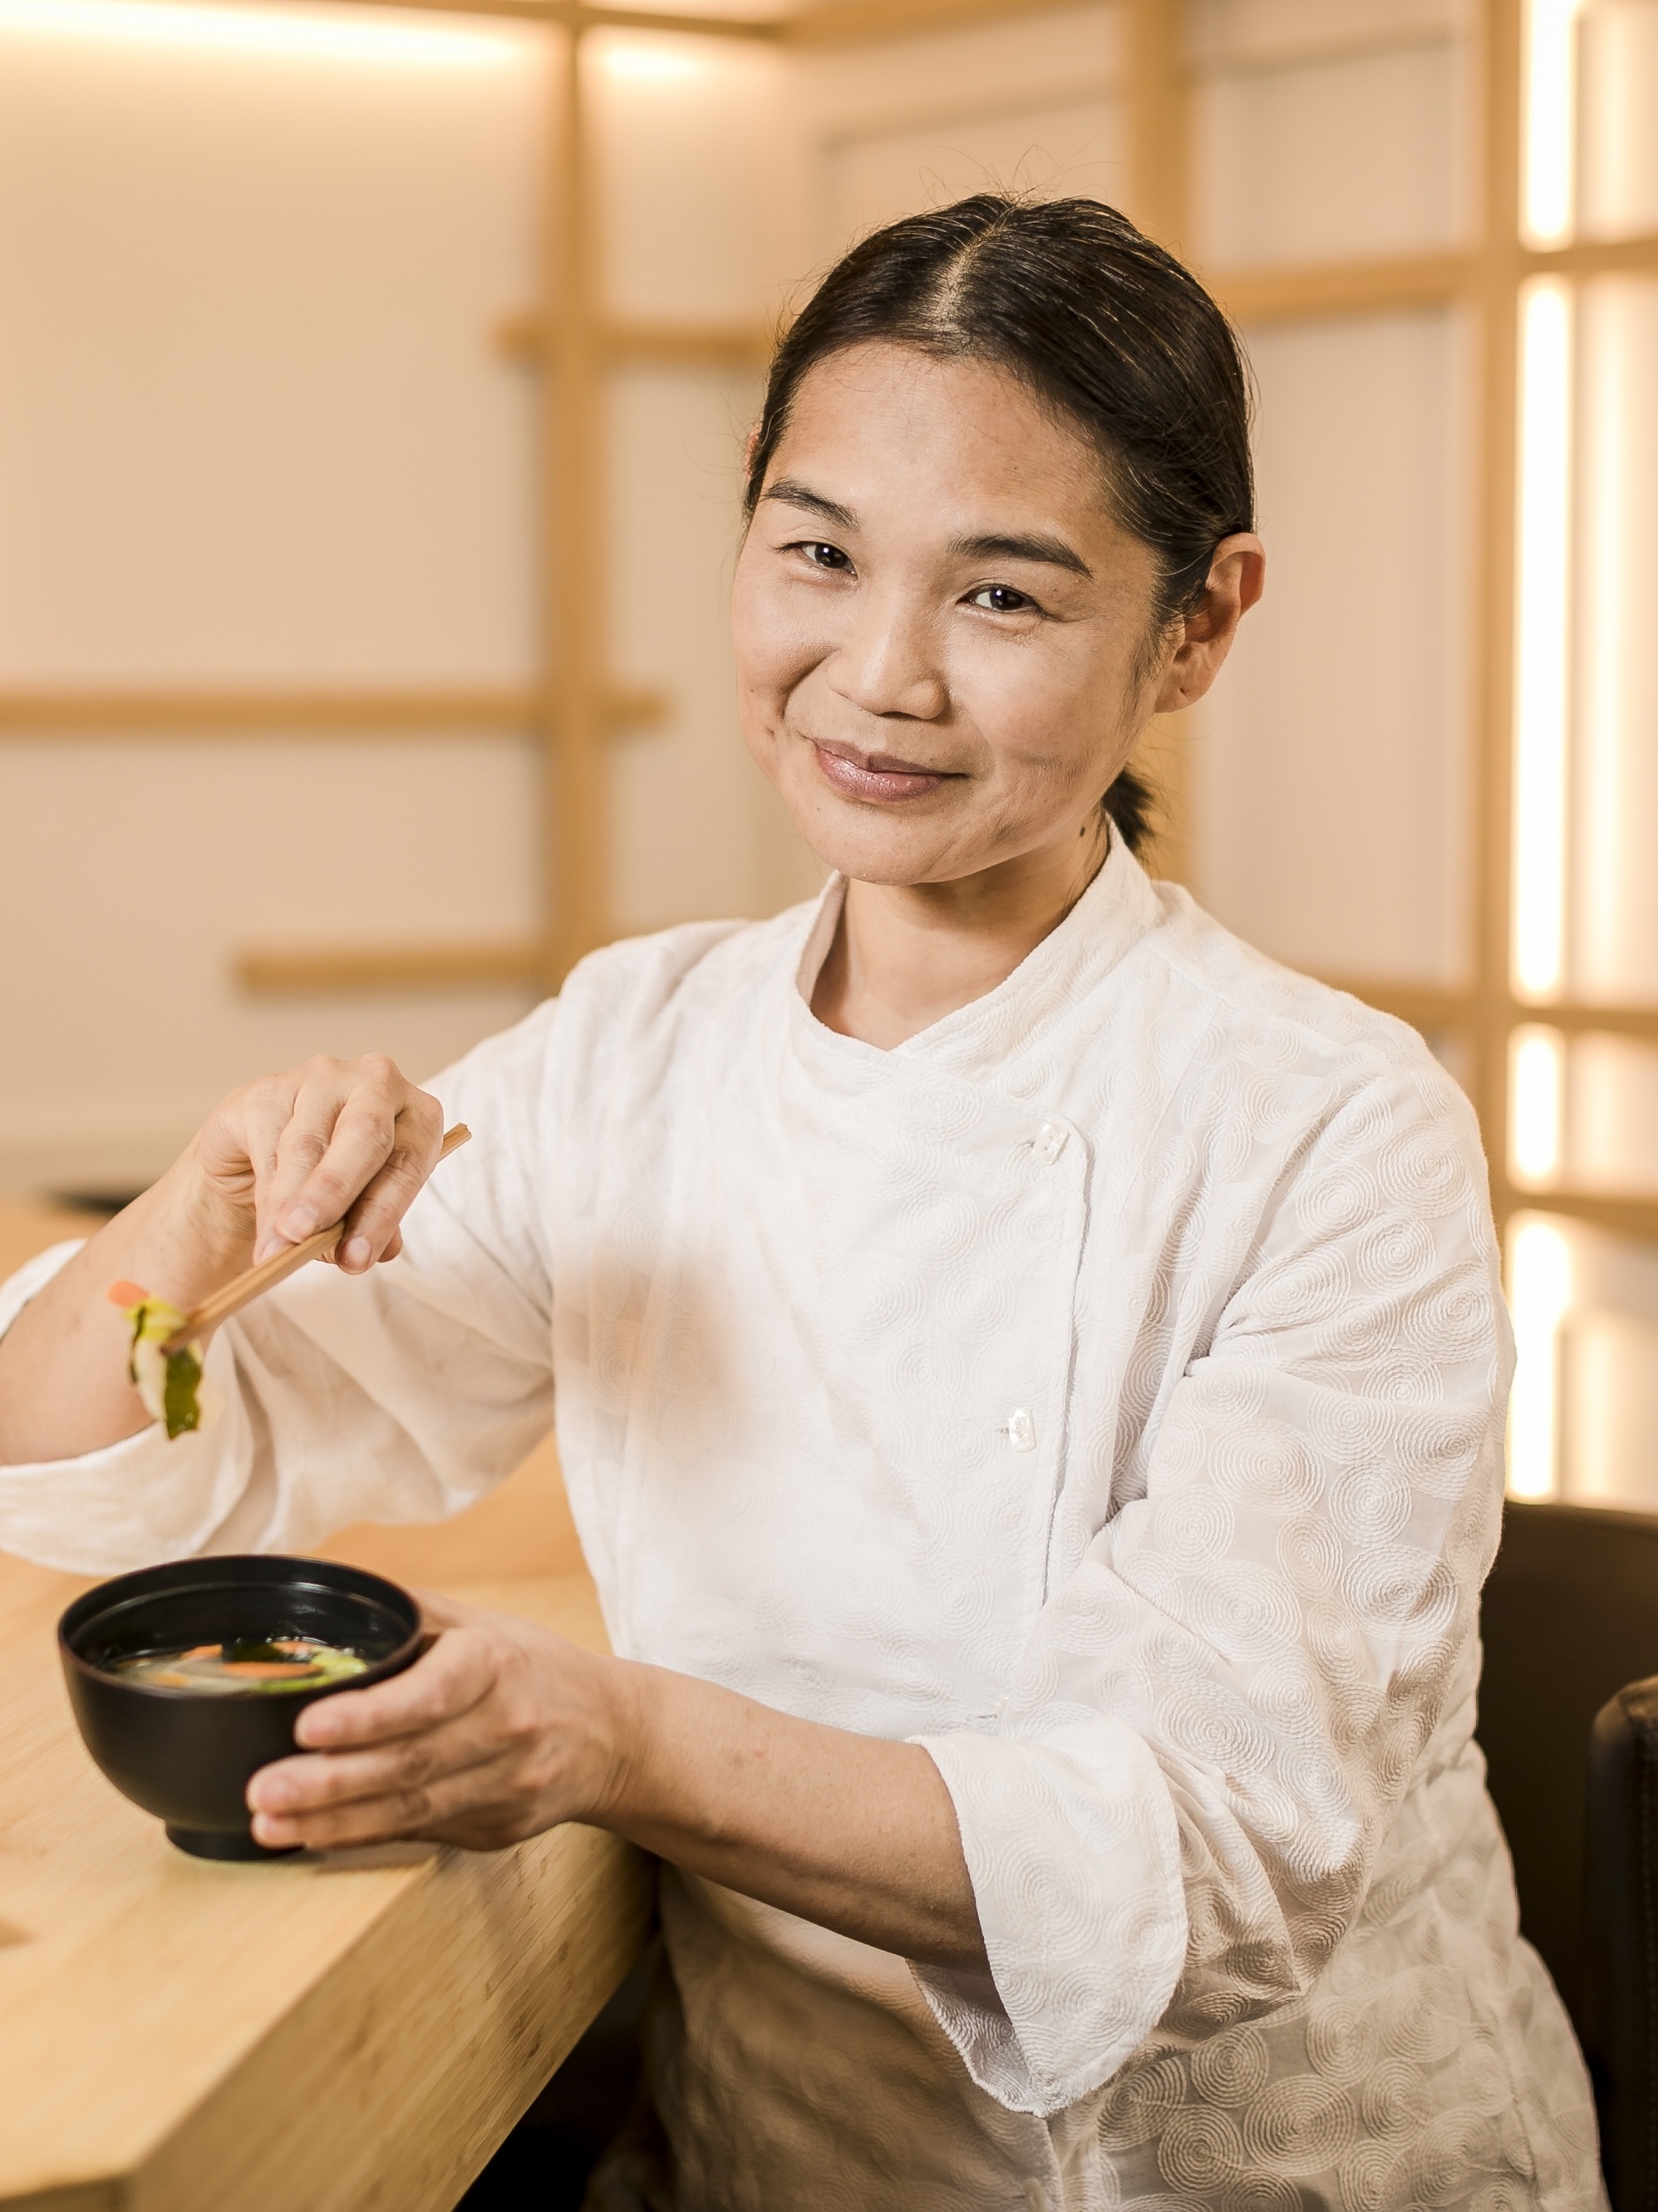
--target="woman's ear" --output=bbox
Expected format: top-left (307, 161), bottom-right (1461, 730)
top-left (1153, 534), bottom-right (1267, 715)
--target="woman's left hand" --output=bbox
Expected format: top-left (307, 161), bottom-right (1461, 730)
top-left (246, 1593), bottom-right (620, 1853)
top-left (248, 1588), bottom-right (985, 1973)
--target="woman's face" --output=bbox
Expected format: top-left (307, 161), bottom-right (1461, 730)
top-left (731, 341), bottom-right (1253, 891)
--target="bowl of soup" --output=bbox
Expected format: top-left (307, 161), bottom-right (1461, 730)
top-left (58, 1555), bottom-right (423, 1860)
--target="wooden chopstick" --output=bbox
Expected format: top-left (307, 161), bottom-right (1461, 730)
top-left (159, 1124), bottom-right (471, 1352)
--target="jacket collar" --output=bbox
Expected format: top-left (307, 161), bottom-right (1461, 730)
top-left (786, 831), bottom-right (1164, 1085)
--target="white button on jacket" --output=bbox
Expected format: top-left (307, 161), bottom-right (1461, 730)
top-left (1033, 1120), bottom-right (1068, 1164)
top-left (0, 842), bottom-right (1604, 2212)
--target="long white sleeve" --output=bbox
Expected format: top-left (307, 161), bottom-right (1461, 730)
top-left (0, 1001), bottom-right (562, 1574)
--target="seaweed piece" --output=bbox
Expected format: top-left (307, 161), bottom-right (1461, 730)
top-left (107, 1282), bottom-right (214, 1441)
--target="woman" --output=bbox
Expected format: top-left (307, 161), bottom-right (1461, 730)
top-left (0, 198), bottom-right (1601, 2210)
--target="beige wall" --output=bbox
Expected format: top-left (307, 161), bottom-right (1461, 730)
top-left (2, 0), bottom-right (1657, 1509)
top-left (0, 10), bottom-right (550, 1190)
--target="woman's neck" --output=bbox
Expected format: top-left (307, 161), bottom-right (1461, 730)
top-left (811, 817), bottom-right (1110, 1049)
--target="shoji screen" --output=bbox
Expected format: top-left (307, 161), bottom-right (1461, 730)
top-left (1508, 0), bottom-right (1658, 1508)
top-left (1186, 0), bottom-right (1477, 1005)
top-left (0, 2), bottom-right (546, 1195)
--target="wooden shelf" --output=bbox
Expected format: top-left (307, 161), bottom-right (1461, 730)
top-left (237, 940), bottom-right (545, 995)
top-left (1508, 1192), bottom-right (1658, 1244)
top-left (1318, 981), bottom-right (1658, 1046)
top-left (1315, 977), bottom-right (1474, 1032)
top-left (1509, 1003), bottom-right (1658, 1042)
top-left (1526, 230), bottom-right (1658, 280)
top-left (495, 311), bottom-right (773, 368)
top-left (380, 0), bottom-right (785, 37)
top-left (362, 0), bottom-right (1105, 42)
top-left (0, 686), bottom-right (668, 737)
top-left (1213, 249), bottom-right (1478, 326)
top-left (785, 0), bottom-right (1101, 44)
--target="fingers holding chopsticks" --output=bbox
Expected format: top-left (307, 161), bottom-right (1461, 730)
top-left (234, 1057), bottom-right (445, 1271)
top-left (0, 1052), bottom-right (455, 1468)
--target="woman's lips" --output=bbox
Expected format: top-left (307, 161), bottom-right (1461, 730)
top-left (810, 741), bottom-right (953, 803)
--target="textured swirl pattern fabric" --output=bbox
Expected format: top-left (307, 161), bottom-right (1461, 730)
top-left (0, 844), bottom-right (1606, 2212)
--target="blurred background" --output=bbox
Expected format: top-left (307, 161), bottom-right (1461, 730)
top-left (0, 0), bottom-right (1654, 1513)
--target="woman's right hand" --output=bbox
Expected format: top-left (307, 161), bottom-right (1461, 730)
top-left (0, 1053), bottom-right (443, 1466)
top-left (194, 1054), bottom-right (446, 1275)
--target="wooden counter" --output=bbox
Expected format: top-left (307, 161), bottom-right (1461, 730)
top-left (0, 1559), bottom-right (651, 2212)
top-left (0, 1197), bottom-right (652, 2212)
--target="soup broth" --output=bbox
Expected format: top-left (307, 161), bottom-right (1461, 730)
top-left (110, 1636), bottom-right (369, 1695)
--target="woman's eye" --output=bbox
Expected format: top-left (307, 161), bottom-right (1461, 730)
top-left (799, 541), bottom-right (851, 571)
top-left (970, 584), bottom-right (1034, 613)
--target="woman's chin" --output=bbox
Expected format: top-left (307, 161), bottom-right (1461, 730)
top-left (793, 814), bottom-right (975, 891)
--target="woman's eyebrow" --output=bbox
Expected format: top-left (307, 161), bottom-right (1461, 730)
top-left (762, 480), bottom-right (857, 530)
top-left (951, 530), bottom-right (1092, 577)
top-left (760, 484), bottom-right (1090, 578)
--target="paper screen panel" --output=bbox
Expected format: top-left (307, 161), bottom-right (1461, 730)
top-left (0, 7), bottom-right (545, 685)
top-left (1564, 1037), bottom-right (1658, 1198)
top-left (1189, 8), bottom-right (1472, 268)
top-left (823, 98), bottom-right (1128, 253)
top-left (1552, 1220), bottom-right (1658, 1507)
top-left (1578, 0), bottom-right (1658, 241)
top-left (0, 735), bottom-right (540, 1192)
top-left (1193, 308), bottom-right (1472, 983)
top-left (588, 32), bottom-right (799, 326)
top-left (800, 7), bottom-right (1121, 146)
top-left (799, 5), bottom-right (1124, 258)
top-left (1571, 278), bottom-right (1658, 1006)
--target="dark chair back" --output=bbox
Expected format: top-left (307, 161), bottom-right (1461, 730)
top-left (1587, 1681), bottom-right (1658, 2211)
top-left (1478, 1499), bottom-right (1658, 2211)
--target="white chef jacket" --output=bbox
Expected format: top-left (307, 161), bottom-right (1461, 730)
top-left (0, 841), bottom-right (1605, 2212)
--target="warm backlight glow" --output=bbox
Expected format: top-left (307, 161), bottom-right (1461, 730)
top-left (0, 0), bottom-right (522, 67)
top-left (1511, 1027), bottom-right (1565, 1183)
top-left (1508, 1217), bottom-right (1573, 1498)
top-left (1513, 278), bottom-right (1574, 999)
top-left (1523, 0), bottom-right (1583, 246)
top-left (1578, 291), bottom-right (1631, 994)
top-left (599, 38), bottom-right (711, 82)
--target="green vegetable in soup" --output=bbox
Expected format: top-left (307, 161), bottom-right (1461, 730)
top-left (110, 1636), bottom-right (370, 1695)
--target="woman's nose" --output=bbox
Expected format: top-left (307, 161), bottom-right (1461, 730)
top-left (824, 592), bottom-right (948, 722)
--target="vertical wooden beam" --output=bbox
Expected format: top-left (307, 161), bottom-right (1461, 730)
top-left (1473, 0), bottom-right (1525, 1228)
top-left (545, 20), bottom-right (608, 990)
top-left (1127, 0), bottom-right (1186, 254)
top-left (1126, 0), bottom-right (1194, 885)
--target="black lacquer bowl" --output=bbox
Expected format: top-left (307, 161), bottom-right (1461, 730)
top-left (58, 1554), bottom-right (422, 1860)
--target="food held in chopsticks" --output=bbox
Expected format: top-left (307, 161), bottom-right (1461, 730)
top-left (107, 1281), bottom-right (215, 1441)
top-left (108, 1634), bottom-right (369, 1695)
top-left (106, 1124), bottom-right (472, 1442)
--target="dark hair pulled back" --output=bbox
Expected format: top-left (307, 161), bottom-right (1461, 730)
top-left (744, 195), bottom-right (1255, 856)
